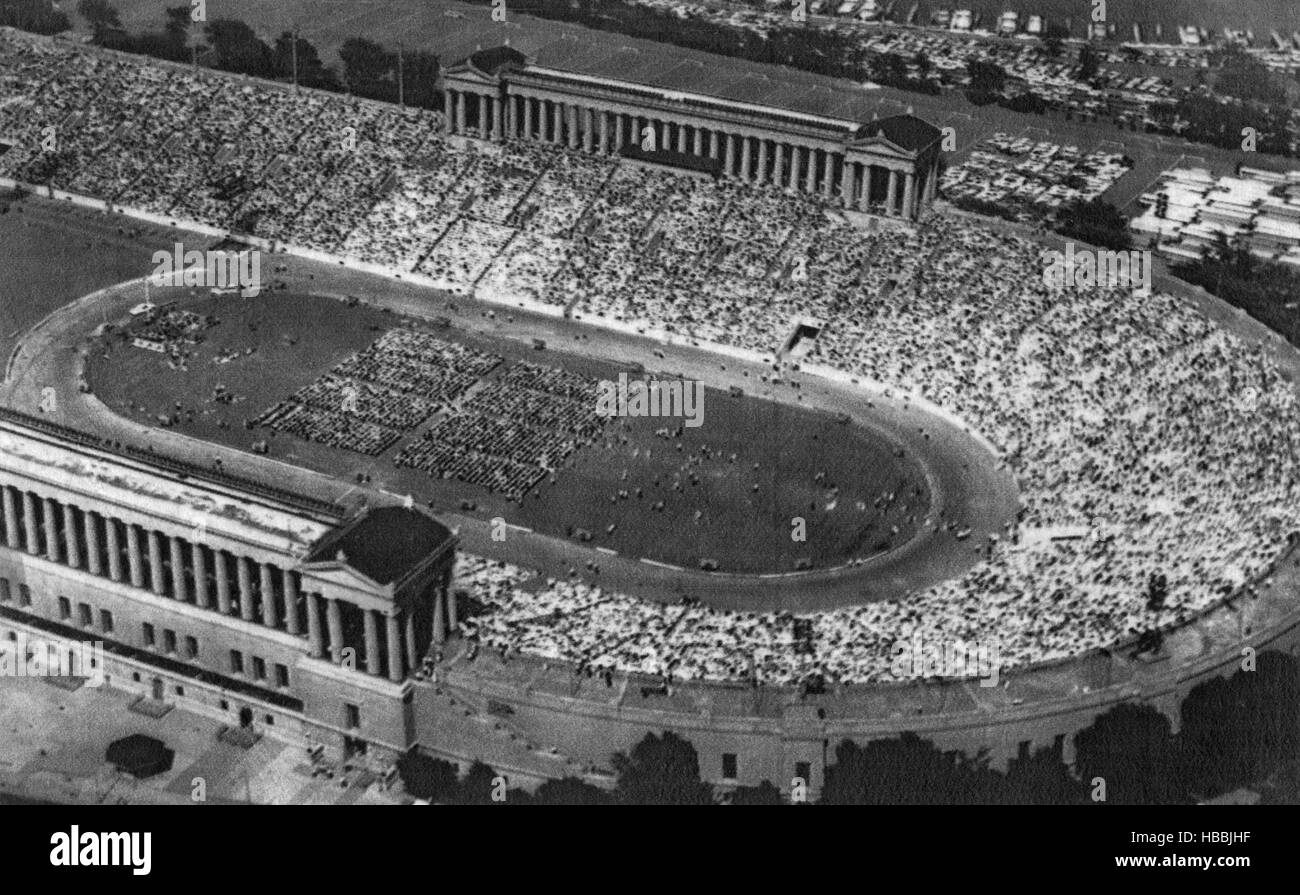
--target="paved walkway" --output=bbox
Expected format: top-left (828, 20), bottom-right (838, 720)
top-left (0, 674), bottom-right (402, 805)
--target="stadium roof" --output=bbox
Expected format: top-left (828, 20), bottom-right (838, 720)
top-left (468, 44), bottom-right (527, 76)
top-left (858, 114), bottom-right (943, 152)
top-left (309, 506), bottom-right (454, 586)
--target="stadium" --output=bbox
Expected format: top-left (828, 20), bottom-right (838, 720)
top-left (2, 24), bottom-right (1300, 797)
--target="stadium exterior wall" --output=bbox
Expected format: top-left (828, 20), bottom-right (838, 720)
top-left (438, 603), bottom-right (1300, 795)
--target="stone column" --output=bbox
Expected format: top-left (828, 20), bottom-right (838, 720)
top-left (523, 96), bottom-right (534, 140)
top-left (237, 556), bottom-right (254, 622)
top-left (676, 123), bottom-right (688, 154)
top-left (740, 136), bottom-right (752, 181)
top-left (306, 592), bottom-right (324, 658)
top-left (477, 94), bottom-right (488, 138)
top-left (583, 108), bottom-right (595, 153)
top-left (756, 139), bottom-right (768, 183)
top-left (599, 109), bottom-right (610, 153)
top-left (364, 609), bottom-right (381, 675)
top-left (260, 563), bottom-right (278, 629)
top-left (724, 134), bottom-right (736, 175)
top-left (42, 497), bottom-right (59, 562)
top-left (447, 587), bottom-right (458, 634)
top-left (148, 531), bottom-right (166, 595)
top-left (903, 172), bottom-right (916, 220)
top-left (858, 164), bottom-right (872, 212)
top-left (841, 161), bottom-right (856, 206)
top-left (1, 486), bottom-right (17, 550)
top-left (693, 126), bottom-right (704, 156)
top-left (169, 535), bottom-right (187, 601)
top-left (552, 102), bottom-right (563, 145)
top-left (282, 569), bottom-right (301, 636)
top-left (773, 142), bottom-right (785, 187)
top-left (886, 169), bottom-right (899, 216)
top-left (444, 89), bottom-right (455, 134)
top-left (326, 598), bottom-right (345, 664)
top-left (84, 511), bottom-right (102, 577)
top-left (126, 524), bottom-right (144, 588)
top-left (432, 590), bottom-right (446, 645)
top-left (455, 92), bottom-right (467, 135)
top-left (192, 542), bottom-right (209, 608)
top-left (62, 503), bottom-right (80, 569)
top-left (822, 151), bottom-right (835, 198)
top-left (493, 95), bottom-right (504, 141)
top-left (924, 158), bottom-right (937, 204)
top-left (214, 550), bottom-right (231, 614)
top-left (567, 105), bottom-right (579, 149)
top-left (708, 129), bottom-right (719, 159)
top-left (102, 516), bottom-right (119, 581)
top-left (21, 492), bottom-right (38, 556)
top-left (387, 612), bottom-right (404, 683)
top-left (404, 612), bottom-right (418, 676)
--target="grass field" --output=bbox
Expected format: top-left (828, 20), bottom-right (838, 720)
top-left (0, 193), bottom-right (189, 368)
top-left (87, 290), bottom-right (930, 574)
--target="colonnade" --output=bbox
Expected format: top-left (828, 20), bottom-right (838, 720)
top-left (0, 482), bottom-right (457, 683)
top-left (442, 87), bottom-right (936, 218)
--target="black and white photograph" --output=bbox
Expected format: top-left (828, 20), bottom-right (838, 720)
top-left (0, 0), bottom-right (1295, 850)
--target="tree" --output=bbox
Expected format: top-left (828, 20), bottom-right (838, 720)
top-left (530, 776), bottom-right (613, 805)
top-left (966, 58), bottom-right (1007, 97)
top-left (271, 32), bottom-right (339, 90)
top-left (821, 733), bottom-right (1004, 804)
top-left (0, 0), bottom-right (72, 34)
top-left (1213, 46), bottom-right (1287, 106)
top-left (1002, 745), bottom-right (1090, 804)
top-left (1179, 652), bottom-right (1300, 798)
top-left (1056, 198), bottom-right (1132, 251)
top-left (205, 18), bottom-right (274, 77)
top-left (612, 731), bottom-right (713, 805)
top-left (729, 780), bottom-right (784, 805)
top-left (1073, 703), bottom-right (1189, 804)
top-left (77, 0), bottom-right (122, 44)
top-left (454, 760), bottom-right (501, 804)
top-left (163, 4), bottom-right (191, 44)
top-left (339, 37), bottom-right (396, 101)
top-left (396, 749), bottom-right (459, 802)
top-left (399, 50), bottom-right (441, 110)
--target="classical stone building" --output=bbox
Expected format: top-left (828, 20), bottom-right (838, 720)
top-left (0, 410), bottom-right (456, 763)
top-left (441, 45), bottom-right (942, 220)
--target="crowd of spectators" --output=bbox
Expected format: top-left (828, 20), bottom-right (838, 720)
top-left (5, 31), bottom-right (1300, 685)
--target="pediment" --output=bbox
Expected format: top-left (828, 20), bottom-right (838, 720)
top-left (299, 559), bottom-right (387, 592)
top-left (443, 64), bottom-right (500, 85)
top-left (846, 133), bottom-right (917, 160)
